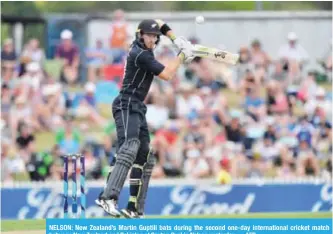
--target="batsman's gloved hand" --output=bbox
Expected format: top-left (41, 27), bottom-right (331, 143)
top-left (178, 40), bottom-right (194, 64)
top-left (173, 37), bottom-right (192, 50)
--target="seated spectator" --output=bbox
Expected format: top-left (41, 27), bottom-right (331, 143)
top-left (86, 39), bottom-right (109, 82)
top-left (304, 87), bottom-right (331, 119)
top-left (146, 95), bottom-right (170, 131)
top-left (73, 82), bottom-right (107, 127)
top-left (55, 29), bottom-right (80, 84)
top-left (56, 115), bottom-right (81, 155)
top-left (152, 120), bottom-right (181, 174)
top-left (2, 142), bottom-right (28, 181)
top-left (19, 62), bottom-right (45, 95)
top-left (244, 87), bottom-right (266, 122)
top-left (293, 116), bottom-right (317, 147)
top-left (236, 46), bottom-right (253, 86)
top-left (183, 119), bottom-right (205, 158)
top-left (275, 146), bottom-right (296, 178)
top-left (35, 83), bottom-right (65, 131)
top-left (175, 82), bottom-right (204, 119)
top-left (239, 68), bottom-right (259, 96)
top-left (250, 39), bottom-right (271, 82)
top-left (1, 38), bottom-right (17, 82)
top-left (269, 82), bottom-right (289, 115)
top-left (21, 38), bottom-right (45, 66)
top-left (218, 110), bottom-right (245, 146)
top-left (297, 153), bottom-right (320, 176)
top-left (16, 123), bottom-right (35, 151)
top-left (246, 154), bottom-right (264, 178)
top-left (10, 95), bottom-right (39, 140)
top-left (278, 32), bottom-right (309, 65)
top-left (297, 71), bottom-right (319, 103)
top-left (188, 57), bottom-right (233, 90)
top-left (263, 117), bottom-right (277, 143)
top-left (278, 32), bottom-right (308, 84)
top-left (183, 147), bottom-right (210, 178)
top-left (253, 134), bottom-right (279, 162)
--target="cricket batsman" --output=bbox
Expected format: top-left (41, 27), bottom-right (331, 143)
top-left (96, 19), bottom-right (194, 218)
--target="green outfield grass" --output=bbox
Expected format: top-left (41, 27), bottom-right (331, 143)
top-left (1, 212), bottom-right (332, 232)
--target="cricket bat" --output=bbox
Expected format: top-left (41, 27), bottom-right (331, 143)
top-left (192, 44), bottom-right (240, 65)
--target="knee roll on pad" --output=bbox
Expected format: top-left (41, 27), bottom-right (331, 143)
top-left (117, 138), bottom-right (141, 168)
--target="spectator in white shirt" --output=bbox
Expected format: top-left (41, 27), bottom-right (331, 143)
top-left (278, 32), bottom-right (308, 84)
top-left (278, 32), bottom-right (309, 63)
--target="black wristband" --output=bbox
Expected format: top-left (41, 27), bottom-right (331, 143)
top-left (160, 24), bottom-right (172, 36)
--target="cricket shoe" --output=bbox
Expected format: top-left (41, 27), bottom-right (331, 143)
top-left (97, 199), bottom-right (121, 218)
top-left (138, 213), bottom-right (145, 219)
top-left (120, 208), bottom-right (140, 219)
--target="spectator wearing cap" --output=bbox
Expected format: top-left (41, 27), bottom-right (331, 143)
top-left (73, 82), bottom-right (107, 126)
top-left (1, 38), bottom-right (17, 81)
top-left (278, 32), bottom-right (308, 85)
top-left (278, 32), bottom-right (309, 64)
top-left (85, 39), bottom-right (109, 82)
top-left (55, 29), bottom-right (80, 84)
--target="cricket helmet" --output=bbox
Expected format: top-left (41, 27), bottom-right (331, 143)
top-left (136, 19), bottom-right (161, 47)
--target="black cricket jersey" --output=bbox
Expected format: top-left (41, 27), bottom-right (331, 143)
top-left (117, 40), bottom-right (165, 103)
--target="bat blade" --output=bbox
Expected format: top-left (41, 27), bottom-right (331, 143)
top-left (192, 44), bottom-right (240, 65)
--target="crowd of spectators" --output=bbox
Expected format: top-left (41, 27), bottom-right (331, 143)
top-left (1, 10), bottom-right (332, 183)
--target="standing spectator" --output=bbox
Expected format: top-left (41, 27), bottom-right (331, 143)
top-left (55, 29), bottom-right (80, 84)
top-left (1, 38), bottom-right (17, 82)
top-left (85, 39), bottom-right (109, 82)
top-left (109, 9), bottom-right (131, 62)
